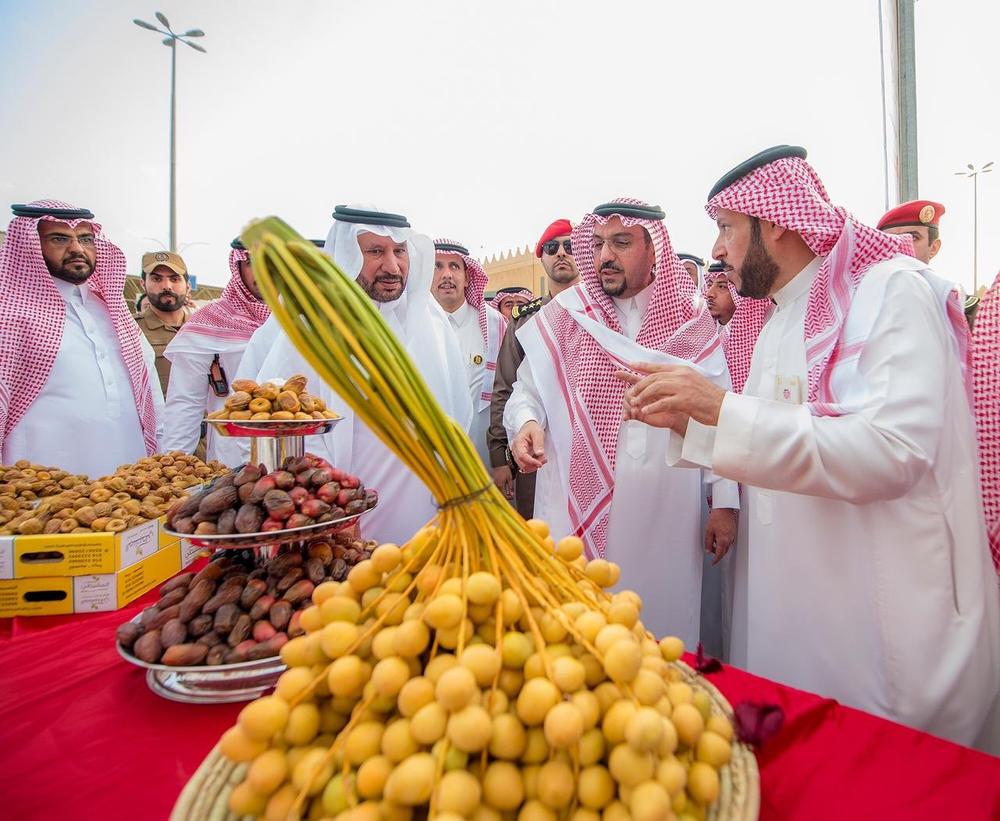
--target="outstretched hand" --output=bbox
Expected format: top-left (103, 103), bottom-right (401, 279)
top-left (511, 420), bottom-right (547, 473)
top-left (615, 361), bottom-right (726, 433)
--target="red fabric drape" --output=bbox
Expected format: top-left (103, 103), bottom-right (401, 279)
top-left (1, 576), bottom-right (998, 821)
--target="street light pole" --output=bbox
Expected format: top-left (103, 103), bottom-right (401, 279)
top-left (955, 161), bottom-right (994, 293)
top-left (973, 171), bottom-right (978, 293)
top-left (169, 38), bottom-right (177, 252)
top-left (133, 12), bottom-right (206, 253)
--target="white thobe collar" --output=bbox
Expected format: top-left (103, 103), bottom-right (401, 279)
top-left (611, 280), bottom-right (655, 339)
top-left (52, 276), bottom-right (91, 306)
top-left (771, 256), bottom-right (822, 311)
top-left (376, 290), bottom-right (409, 333)
top-left (446, 301), bottom-right (476, 328)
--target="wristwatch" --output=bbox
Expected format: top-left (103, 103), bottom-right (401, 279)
top-left (505, 446), bottom-right (519, 477)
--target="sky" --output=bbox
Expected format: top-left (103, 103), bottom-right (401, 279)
top-left (0, 0), bottom-right (996, 294)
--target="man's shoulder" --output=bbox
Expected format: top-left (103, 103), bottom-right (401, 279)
top-left (511, 297), bottom-right (545, 324)
top-left (855, 255), bottom-right (937, 302)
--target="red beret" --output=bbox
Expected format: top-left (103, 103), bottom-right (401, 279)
top-left (535, 218), bottom-right (573, 258)
top-left (878, 199), bottom-right (945, 231)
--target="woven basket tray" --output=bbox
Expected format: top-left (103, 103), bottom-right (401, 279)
top-left (172, 662), bottom-right (759, 821)
top-left (676, 662), bottom-right (760, 821)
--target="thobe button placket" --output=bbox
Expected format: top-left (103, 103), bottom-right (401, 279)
top-left (755, 491), bottom-right (773, 525)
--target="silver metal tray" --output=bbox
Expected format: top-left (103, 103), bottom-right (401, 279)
top-left (204, 417), bottom-right (341, 438)
top-left (116, 615), bottom-right (287, 704)
top-left (162, 500), bottom-right (376, 550)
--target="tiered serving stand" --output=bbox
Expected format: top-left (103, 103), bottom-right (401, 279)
top-left (118, 417), bottom-right (374, 703)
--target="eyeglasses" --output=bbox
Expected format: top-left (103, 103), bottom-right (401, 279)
top-left (43, 234), bottom-right (95, 247)
top-left (541, 239), bottom-right (572, 256)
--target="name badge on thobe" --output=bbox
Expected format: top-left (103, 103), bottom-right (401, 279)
top-left (774, 375), bottom-right (803, 404)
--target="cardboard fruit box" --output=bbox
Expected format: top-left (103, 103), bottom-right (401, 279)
top-left (0, 515), bottom-right (177, 580)
top-left (0, 539), bottom-right (201, 617)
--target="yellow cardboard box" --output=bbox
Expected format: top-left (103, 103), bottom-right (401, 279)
top-left (0, 539), bottom-right (200, 617)
top-left (0, 516), bottom-right (166, 580)
top-left (0, 575), bottom-right (74, 617)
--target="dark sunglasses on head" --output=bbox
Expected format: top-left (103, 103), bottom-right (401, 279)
top-left (542, 239), bottom-right (572, 256)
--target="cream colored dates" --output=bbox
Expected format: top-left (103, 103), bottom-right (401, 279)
top-left (214, 521), bottom-right (737, 820)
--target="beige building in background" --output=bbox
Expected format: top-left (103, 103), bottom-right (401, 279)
top-left (481, 245), bottom-right (548, 299)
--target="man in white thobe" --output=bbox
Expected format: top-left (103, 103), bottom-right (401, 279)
top-left (237, 204), bottom-right (472, 545)
top-left (505, 198), bottom-right (739, 645)
top-left (621, 146), bottom-right (1000, 747)
top-left (488, 219), bottom-right (580, 516)
top-left (162, 239), bottom-right (271, 467)
top-left (0, 200), bottom-right (162, 477)
top-left (699, 262), bottom-right (771, 660)
top-left (430, 239), bottom-right (506, 468)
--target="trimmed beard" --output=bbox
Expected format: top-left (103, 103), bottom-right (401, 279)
top-left (46, 255), bottom-right (94, 284)
top-left (599, 262), bottom-right (627, 297)
top-left (147, 290), bottom-right (183, 312)
top-left (358, 274), bottom-right (405, 303)
top-left (737, 219), bottom-right (781, 299)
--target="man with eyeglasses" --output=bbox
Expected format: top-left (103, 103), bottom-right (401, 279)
top-left (431, 239), bottom-right (507, 467)
top-left (0, 200), bottom-right (162, 475)
top-left (488, 219), bottom-right (579, 515)
top-left (504, 201), bottom-right (737, 643)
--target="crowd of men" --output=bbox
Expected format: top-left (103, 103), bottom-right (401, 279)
top-left (1, 145), bottom-right (998, 752)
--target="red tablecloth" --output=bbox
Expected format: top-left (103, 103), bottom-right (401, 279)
top-left (2, 588), bottom-right (998, 821)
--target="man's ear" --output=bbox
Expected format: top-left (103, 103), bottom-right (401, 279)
top-left (765, 221), bottom-right (788, 242)
top-left (928, 238), bottom-right (942, 261)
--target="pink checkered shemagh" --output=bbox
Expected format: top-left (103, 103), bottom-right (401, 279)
top-left (703, 269), bottom-right (771, 394)
top-left (706, 155), bottom-right (970, 416)
top-left (434, 238), bottom-right (505, 352)
top-left (179, 248), bottom-right (271, 342)
top-left (435, 240), bottom-right (508, 408)
top-left (534, 197), bottom-right (722, 558)
top-left (490, 288), bottom-right (533, 312)
top-left (0, 199), bottom-right (158, 455)
top-left (972, 271), bottom-right (1000, 583)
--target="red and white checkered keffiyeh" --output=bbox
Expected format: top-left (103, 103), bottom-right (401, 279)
top-left (434, 239), bottom-right (507, 409)
top-left (0, 199), bottom-right (158, 455)
top-left (703, 268), bottom-right (771, 394)
top-left (534, 197), bottom-right (722, 557)
top-left (972, 271), bottom-right (1000, 582)
top-left (490, 288), bottom-right (534, 312)
top-left (706, 156), bottom-right (971, 416)
top-left (178, 248), bottom-right (270, 342)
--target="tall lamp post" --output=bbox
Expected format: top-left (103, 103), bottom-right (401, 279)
top-left (133, 12), bottom-right (206, 252)
top-left (954, 161), bottom-right (993, 293)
